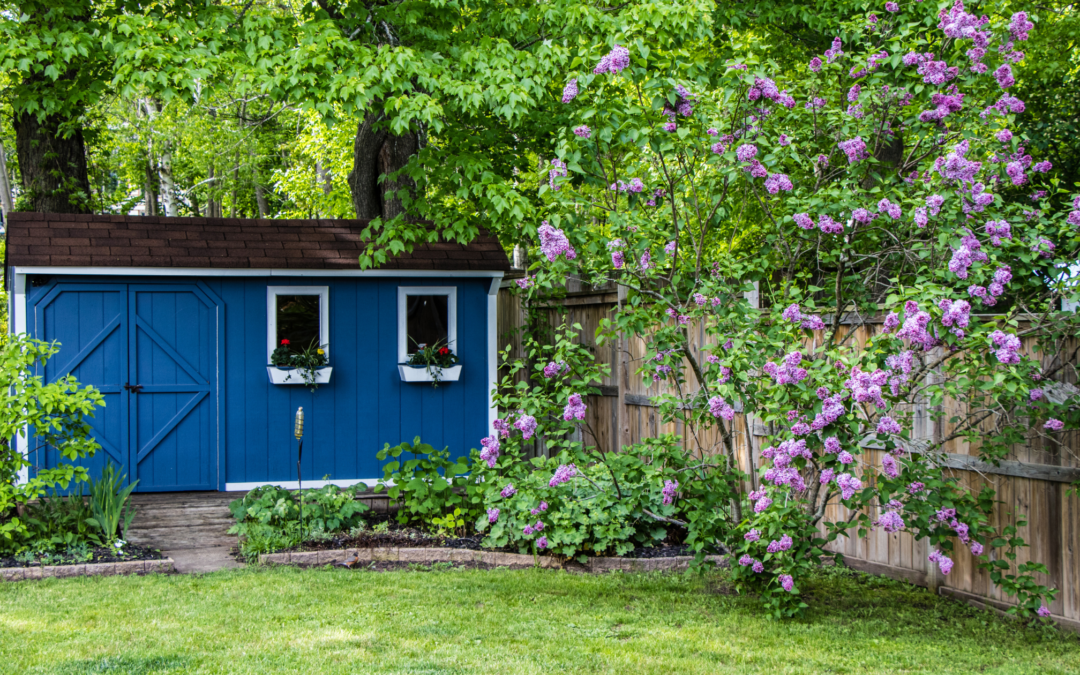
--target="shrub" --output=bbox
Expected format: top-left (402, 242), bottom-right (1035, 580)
top-left (1, 335), bottom-right (104, 551)
top-left (228, 484), bottom-right (369, 534)
top-left (374, 437), bottom-right (483, 528)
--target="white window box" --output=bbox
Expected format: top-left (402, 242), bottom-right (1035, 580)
top-left (267, 366), bottom-right (333, 385)
top-left (397, 364), bottom-right (462, 383)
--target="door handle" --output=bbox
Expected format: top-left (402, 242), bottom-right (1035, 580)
top-left (123, 383), bottom-right (144, 393)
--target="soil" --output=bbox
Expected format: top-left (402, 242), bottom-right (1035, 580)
top-left (256, 512), bottom-right (722, 561)
top-left (0, 543), bottom-right (164, 568)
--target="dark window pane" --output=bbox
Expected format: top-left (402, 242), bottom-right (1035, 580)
top-left (277, 295), bottom-right (321, 353)
top-left (406, 294), bottom-right (449, 353)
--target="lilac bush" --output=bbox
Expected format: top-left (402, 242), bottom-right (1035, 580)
top-left (481, 1), bottom-right (1079, 618)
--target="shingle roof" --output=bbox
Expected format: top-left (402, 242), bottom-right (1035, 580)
top-left (4, 213), bottom-right (510, 272)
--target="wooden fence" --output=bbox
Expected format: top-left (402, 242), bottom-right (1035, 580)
top-left (497, 276), bottom-right (1080, 628)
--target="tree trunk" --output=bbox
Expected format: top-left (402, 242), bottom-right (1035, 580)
top-left (0, 140), bottom-right (14, 221)
top-left (379, 131), bottom-right (419, 220)
top-left (159, 149), bottom-right (177, 216)
top-left (347, 110), bottom-right (388, 219)
top-left (13, 110), bottom-right (92, 214)
top-left (252, 150), bottom-right (269, 217)
top-left (144, 161), bottom-right (158, 216)
top-left (229, 153), bottom-right (239, 218)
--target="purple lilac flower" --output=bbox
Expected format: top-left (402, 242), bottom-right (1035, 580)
top-left (549, 464), bottom-right (578, 487)
top-left (820, 468), bottom-right (835, 484)
top-left (1029, 389), bottom-right (1044, 401)
top-left (640, 249), bottom-right (652, 271)
top-left (985, 220), bottom-right (1011, 246)
top-left (877, 198), bottom-right (901, 220)
top-left (538, 221), bottom-right (574, 261)
top-left (876, 511), bottom-right (905, 532)
top-left (754, 496), bottom-right (773, 513)
top-left (479, 435), bottom-right (501, 468)
top-left (809, 57), bottom-right (823, 72)
top-left (744, 529), bottom-right (761, 542)
top-left (708, 396), bottom-right (735, 421)
top-left (764, 173), bottom-right (793, 194)
top-left (533, 520), bottom-right (544, 532)
top-left (1033, 161), bottom-right (1052, 173)
top-left (1037, 605), bottom-right (1051, 618)
top-left (778, 134), bottom-right (791, 147)
top-left (990, 330), bottom-right (1022, 364)
top-left (594, 44), bottom-right (630, 75)
top-left (662, 479), bottom-right (679, 505)
top-left (1010, 12), bottom-right (1034, 41)
top-left (994, 64), bottom-right (1015, 89)
top-left (928, 548), bottom-right (953, 575)
top-left (838, 137), bottom-right (868, 164)
top-left (493, 418), bottom-right (510, 438)
top-left (818, 214), bottom-right (844, 234)
top-left (515, 276), bottom-right (535, 290)
top-left (882, 453), bottom-right (900, 478)
top-left (736, 144), bottom-right (758, 162)
top-left (543, 361), bottom-right (568, 378)
top-left (752, 561), bottom-right (764, 573)
top-left (996, 129), bottom-right (1013, 143)
top-left (970, 541), bottom-right (983, 556)
top-left (573, 125), bottom-right (591, 138)
top-left (487, 508), bottom-right (499, 523)
top-left (536, 536), bottom-right (548, 549)
top-left (738, 554), bottom-right (754, 567)
top-left (561, 79), bottom-right (579, 103)
top-left (523, 525), bottom-right (534, 535)
top-left (1044, 419), bottom-right (1065, 432)
top-left (500, 484), bottom-right (516, 498)
top-left (514, 414), bottom-right (538, 440)
top-left (838, 450), bottom-right (854, 465)
top-left (539, 501), bottom-right (548, 511)
top-left (908, 481), bottom-right (925, 494)
top-left (779, 574), bottom-right (795, 592)
top-left (563, 393), bottom-right (587, 421)
top-left (885, 1), bottom-right (899, 11)
top-left (836, 473), bottom-right (862, 500)
top-left (548, 159), bottom-right (567, 191)
top-left (824, 437), bottom-right (842, 454)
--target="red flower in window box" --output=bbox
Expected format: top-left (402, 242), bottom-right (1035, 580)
top-left (281, 339), bottom-right (290, 345)
top-left (438, 347), bottom-right (450, 356)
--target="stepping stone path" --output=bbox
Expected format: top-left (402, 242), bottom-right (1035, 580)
top-left (126, 492), bottom-right (244, 573)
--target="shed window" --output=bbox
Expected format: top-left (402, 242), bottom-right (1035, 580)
top-left (398, 287), bottom-right (457, 362)
top-left (267, 287), bottom-right (329, 362)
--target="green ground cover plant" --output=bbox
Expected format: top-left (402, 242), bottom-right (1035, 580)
top-left (228, 485), bottom-right (369, 561)
top-left (0, 565), bottom-right (1076, 674)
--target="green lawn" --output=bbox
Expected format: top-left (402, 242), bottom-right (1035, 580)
top-left (0, 565), bottom-right (1076, 674)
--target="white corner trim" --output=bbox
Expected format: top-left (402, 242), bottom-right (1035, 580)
top-left (397, 286), bottom-right (457, 363)
top-left (488, 288), bottom-right (498, 435)
top-left (12, 266), bottom-right (504, 279)
top-left (488, 276), bottom-right (502, 296)
top-left (266, 286), bottom-right (329, 363)
top-left (13, 271), bottom-right (28, 485)
top-left (225, 478), bottom-right (380, 491)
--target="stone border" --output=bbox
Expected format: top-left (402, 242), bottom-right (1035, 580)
top-left (0, 558), bottom-right (174, 581)
top-left (258, 547), bottom-right (724, 572)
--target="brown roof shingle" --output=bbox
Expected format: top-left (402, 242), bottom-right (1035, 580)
top-left (4, 213), bottom-right (510, 272)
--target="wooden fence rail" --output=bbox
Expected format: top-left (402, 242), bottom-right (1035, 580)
top-left (497, 277), bottom-right (1080, 628)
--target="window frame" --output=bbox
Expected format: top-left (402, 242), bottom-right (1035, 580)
top-left (397, 286), bottom-right (457, 363)
top-left (267, 286), bottom-right (330, 364)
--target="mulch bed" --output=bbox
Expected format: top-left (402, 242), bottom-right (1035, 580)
top-left (240, 512), bottom-right (720, 563)
top-left (0, 543), bottom-right (164, 569)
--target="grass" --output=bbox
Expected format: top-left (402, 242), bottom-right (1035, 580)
top-left (0, 564), bottom-right (1077, 674)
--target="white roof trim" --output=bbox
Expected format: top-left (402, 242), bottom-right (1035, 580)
top-left (12, 266), bottom-right (505, 278)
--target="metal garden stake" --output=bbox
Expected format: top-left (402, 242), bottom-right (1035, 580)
top-left (294, 406), bottom-right (305, 550)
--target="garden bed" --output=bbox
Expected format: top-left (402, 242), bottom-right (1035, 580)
top-left (0, 543), bottom-right (164, 569)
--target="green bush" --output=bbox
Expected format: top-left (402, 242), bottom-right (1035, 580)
top-left (374, 437), bottom-right (483, 528)
top-left (19, 485), bottom-right (103, 552)
top-left (1, 335), bottom-right (104, 551)
top-left (228, 484), bottom-right (369, 559)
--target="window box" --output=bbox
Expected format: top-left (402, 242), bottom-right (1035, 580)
top-left (267, 366), bottom-right (333, 385)
top-left (397, 364), bottom-right (462, 383)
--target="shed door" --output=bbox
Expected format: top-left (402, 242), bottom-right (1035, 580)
top-left (128, 286), bottom-right (218, 491)
top-left (33, 282), bottom-right (220, 492)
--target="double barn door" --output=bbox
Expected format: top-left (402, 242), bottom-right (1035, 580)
top-left (33, 283), bottom-right (221, 492)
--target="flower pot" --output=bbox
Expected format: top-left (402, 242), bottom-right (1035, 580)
top-left (397, 364), bottom-right (462, 383)
top-left (267, 366), bottom-right (333, 385)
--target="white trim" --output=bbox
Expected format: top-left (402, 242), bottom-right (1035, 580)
top-left (397, 286), bottom-right (457, 363)
top-left (225, 478), bottom-right (380, 491)
top-left (267, 286), bottom-right (329, 363)
top-left (13, 271), bottom-right (28, 485)
top-left (13, 266), bottom-right (503, 279)
top-left (487, 283), bottom-right (499, 434)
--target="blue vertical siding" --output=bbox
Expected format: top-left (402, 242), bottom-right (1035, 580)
top-left (27, 274), bottom-right (492, 488)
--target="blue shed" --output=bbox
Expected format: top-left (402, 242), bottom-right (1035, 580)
top-left (4, 213), bottom-right (509, 492)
